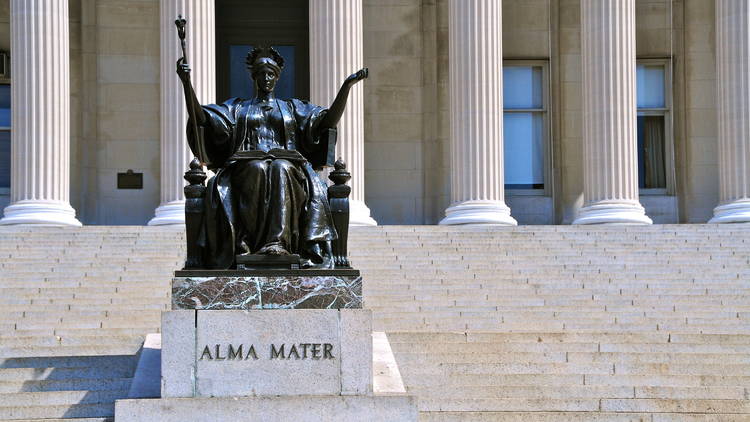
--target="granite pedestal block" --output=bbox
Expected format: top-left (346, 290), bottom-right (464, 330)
top-left (115, 395), bottom-right (418, 422)
top-left (161, 309), bottom-right (372, 397)
top-left (172, 269), bottom-right (362, 310)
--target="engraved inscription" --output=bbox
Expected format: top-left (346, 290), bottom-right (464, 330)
top-left (200, 343), bottom-right (335, 361)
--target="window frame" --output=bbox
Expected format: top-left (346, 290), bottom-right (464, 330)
top-left (636, 58), bottom-right (675, 196)
top-left (0, 78), bottom-right (9, 194)
top-left (502, 60), bottom-right (551, 196)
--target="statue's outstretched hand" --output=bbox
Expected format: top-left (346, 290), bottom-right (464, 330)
top-left (345, 68), bottom-right (369, 86)
top-left (176, 57), bottom-right (191, 83)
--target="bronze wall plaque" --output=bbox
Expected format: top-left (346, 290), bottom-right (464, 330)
top-left (117, 170), bottom-right (143, 189)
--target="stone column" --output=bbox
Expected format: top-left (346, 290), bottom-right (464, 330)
top-left (573, 0), bottom-right (652, 225)
top-left (0, 0), bottom-right (81, 226)
top-left (309, 0), bottom-right (376, 226)
top-left (710, 0), bottom-right (750, 223)
top-left (439, 0), bottom-right (516, 225)
top-left (148, 0), bottom-right (215, 226)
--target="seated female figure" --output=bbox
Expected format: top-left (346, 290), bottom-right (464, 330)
top-left (177, 47), bottom-right (367, 269)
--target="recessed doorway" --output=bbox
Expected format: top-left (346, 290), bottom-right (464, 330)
top-left (216, 0), bottom-right (309, 102)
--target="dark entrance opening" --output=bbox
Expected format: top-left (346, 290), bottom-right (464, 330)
top-left (216, 0), bottom-right (309, 102)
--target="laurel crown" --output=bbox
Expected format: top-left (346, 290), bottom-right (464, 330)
top-left (245, 46), bottom-right (285, 73)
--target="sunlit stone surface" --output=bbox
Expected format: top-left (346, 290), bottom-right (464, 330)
top-left (172, 275), bottom-right (363, 310)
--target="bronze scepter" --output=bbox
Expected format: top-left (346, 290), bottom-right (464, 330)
top-left (175, 15), bottom-right (188, 65)
top-left (174, 15), bottom-right (204, 163)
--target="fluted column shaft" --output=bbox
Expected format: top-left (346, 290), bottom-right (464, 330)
top-left (573, 0), bottom-right (652, 225)
top-left (1, 0), bottom-right (81, 226)
top-left (149, 0), bottom-right (215, 226)
top-left (440, 0), bottom-right (516, 225)
top-left (710, 0), bottom-right (750, 223)
top-left (309, 0), bottom-right (376, 226)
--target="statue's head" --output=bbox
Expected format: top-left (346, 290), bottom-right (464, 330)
top-left (246, 47), bottom-right (285, 94)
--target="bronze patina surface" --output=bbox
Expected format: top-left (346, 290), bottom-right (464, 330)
top-left (176, 17), bottom-right (365, 270)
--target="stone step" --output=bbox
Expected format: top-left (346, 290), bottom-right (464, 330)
top-left (0, 390), bottom-right (128, 407)
top-left (0, 355), bottom-right (135, 369)
top-left (0, 344), bottom-right (143, 358)
top-left (416, 398), bottom-right (750, 413)
top-left (0, 402), bottom-right (114, 420)
top-left (0, 366), bottom-right (134, 382)
top-left (407, 385), bottom-right (747, 400)
top-left (0, 335), bottom-right (145, 348)
top-left (0, 378), bottom-right (132, 394)
top-left (396, 351), bottom-right (750, 365)
top-left (2, 419), bottom-right (111, 422)
top-left (420, 411), bottom-right (750, 422)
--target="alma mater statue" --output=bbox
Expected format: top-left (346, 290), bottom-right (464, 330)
top-left (177, 46), bottom-right (367, 270)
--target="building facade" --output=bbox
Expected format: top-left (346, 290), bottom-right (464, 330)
top-left (0, 0), bottom-right (748, 226)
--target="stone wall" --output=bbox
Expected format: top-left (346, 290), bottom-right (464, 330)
top-left (363, 0), bottom-right (426, 224)
top-left (79, 0), bottom-right (160, 224)
top-left (680, 0), bottom-right (718, 223)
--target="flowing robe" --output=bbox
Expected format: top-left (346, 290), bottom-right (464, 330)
top-left (188, 97), bottom-right (337, 269)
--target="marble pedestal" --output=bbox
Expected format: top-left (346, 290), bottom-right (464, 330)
top-left (172, 269), bottom-right (362, 310)
top-left (161, 309), bottom-right (372, 397)
top-left (115, 269), bottom-right (417, 421)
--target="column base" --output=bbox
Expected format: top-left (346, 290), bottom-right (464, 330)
top-left (147, 200), bottom-right (185, 226)
top-left (350, 200), bottom-right (377, 226)
top-left (439, 200), bottom-right (517, 225)
top-left (573, 200), bottom-right (653, 225)
top-left (0, 199), bottom-right (82, 226)
top-left (709, 199), bottom-right (750, 223)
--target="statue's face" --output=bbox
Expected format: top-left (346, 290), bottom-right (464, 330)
top-left (253, 66), bottom-right (279, 94)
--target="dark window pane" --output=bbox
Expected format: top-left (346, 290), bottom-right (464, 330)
top-left (504, 112), bottom-right (544, 190)
top-left (229, 45), bottom-right (296, 100)
top-left (637, 115), bottom-right (667, 189)
top-left (0, 130), bottom-right (9, 188)
top-left (0, 84), bottom-right (9, 127)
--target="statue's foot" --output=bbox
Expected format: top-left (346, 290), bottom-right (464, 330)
top-left (258, 243), bottom-right (291, 256)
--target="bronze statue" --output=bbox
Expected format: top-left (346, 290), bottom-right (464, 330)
top-left (176, 18), bottom-right (366, 270)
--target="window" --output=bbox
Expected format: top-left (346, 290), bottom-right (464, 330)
top-left (503, 63), bottom-right (548, 193)
top-left (0, 83), bottom-right (9, 189)
top-left (636, 60), bottom-right (672, 193)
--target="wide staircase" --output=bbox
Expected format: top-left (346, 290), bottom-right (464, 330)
top-left (0, 227), bottom-right (181, 421)
top-left (0, 224), bottom-right (749, 421)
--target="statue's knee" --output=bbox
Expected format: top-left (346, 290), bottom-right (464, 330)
top-left (270, 159), bottom-right (294, 174)
top-left (244, 160), bottom-right (267, 175)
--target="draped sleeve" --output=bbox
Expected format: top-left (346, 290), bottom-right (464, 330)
top-left (289, 98), bottom-right (334, 169)
top-left (187, 97), bottom-right (243, 168)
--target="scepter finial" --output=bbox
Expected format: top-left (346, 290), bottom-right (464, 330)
top-left (175, 15), bottom-right (187, 40)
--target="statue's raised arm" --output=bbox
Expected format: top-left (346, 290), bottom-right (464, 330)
top-left (318, 68), bottom-right (369, 130)
top-left (174, 16), bottom-right (207, 127)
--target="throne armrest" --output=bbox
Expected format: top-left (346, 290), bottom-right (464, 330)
top-left (328, 159), bottom-right (352, 268)
top-left (183, 157), bottom-right (207, 269)
top-left (310, 127), bottom-right (337, 170)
